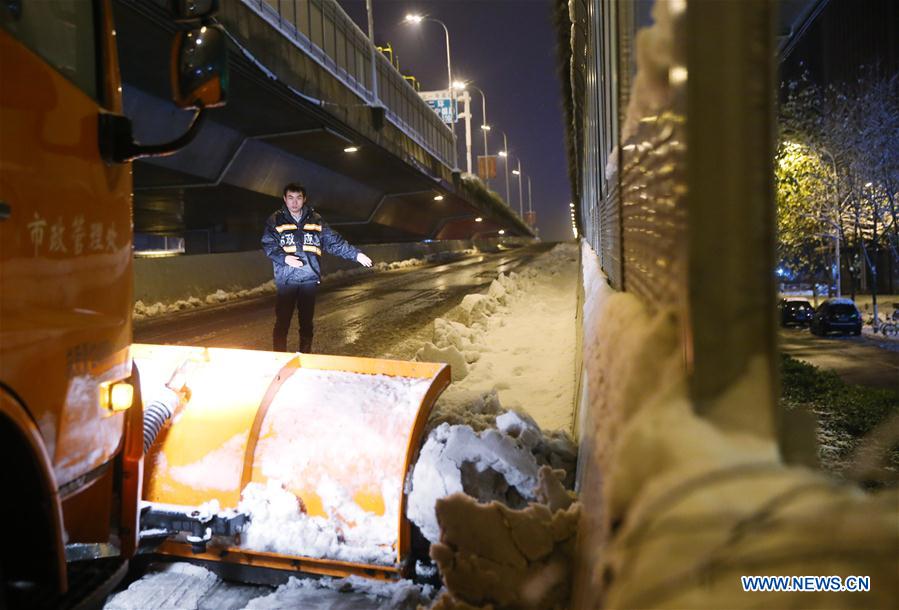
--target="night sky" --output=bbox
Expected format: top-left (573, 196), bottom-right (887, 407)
top-left (336, 0), bottom-right (571, 242)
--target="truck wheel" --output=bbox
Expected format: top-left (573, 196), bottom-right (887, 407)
top-left (0, 416), bottom-right (63, 607)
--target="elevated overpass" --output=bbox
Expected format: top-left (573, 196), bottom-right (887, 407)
top-left (114, 0), bottom-right (533, 254)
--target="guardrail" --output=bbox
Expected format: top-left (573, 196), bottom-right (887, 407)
top-left (245, 0), bottom-right (455, 169)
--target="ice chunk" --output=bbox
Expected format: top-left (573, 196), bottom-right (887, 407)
top-left (488, 279), bottom-right (508, 305)
top-left (407, 422), bottom-right (545, 543)
top-left (460, 294), bottom-right (495, 325)
top-left (416, 342), bottom-right (469, 381)
top-left (496, 410), bottom-right (543, 450)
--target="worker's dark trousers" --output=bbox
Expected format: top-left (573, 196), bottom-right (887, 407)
top-left (273, 282), bottom-right (318, 353)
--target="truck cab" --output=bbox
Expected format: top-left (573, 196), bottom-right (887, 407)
top-left (0, 0), bottom-right (225, 604)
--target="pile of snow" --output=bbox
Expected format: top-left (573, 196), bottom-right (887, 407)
top-left (134, 250), bottom-right (475, 321)
top-left (134, 280), bottom-right (276, 320)
top-left (396, 243), bottom-right (581, 609)
top-left (407, 411), bottom-right (577, 544)
top-left (407, 245), bottom-right (580, 542)
top-left (235, 368), bottom-right (432, 565)
top-left (416, 244), bottom-right (580, 434)
top-left (239, 478), bottom-right (397, 566)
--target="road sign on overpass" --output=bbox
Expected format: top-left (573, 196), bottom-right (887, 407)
top-left (419, 89), bottom-right (457, 124)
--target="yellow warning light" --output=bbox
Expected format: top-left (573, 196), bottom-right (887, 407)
top-left (102, 382), bottom-right (134, 412)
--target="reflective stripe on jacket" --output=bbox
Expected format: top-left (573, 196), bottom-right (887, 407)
top-left (261, 205), bottom-right (360, 286)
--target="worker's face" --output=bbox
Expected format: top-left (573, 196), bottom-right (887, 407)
top-left (284, 190), bottom-right (305, 215)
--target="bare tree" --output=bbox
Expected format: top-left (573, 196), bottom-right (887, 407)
top-left (778, 69), bottom-right (899, 312)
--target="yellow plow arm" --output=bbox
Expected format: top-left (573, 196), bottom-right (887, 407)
top-left (132, 344), bottom-right (450, 580)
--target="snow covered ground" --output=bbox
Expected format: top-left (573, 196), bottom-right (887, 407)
top-left (107, 243), bottom-right (582, 609)
top-left (105, 563), bottom-right (433, 610)
top-left (409, 243), bottom-right (580, 433)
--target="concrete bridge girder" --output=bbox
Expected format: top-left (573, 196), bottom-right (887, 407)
top-left (115, 0), bottom-right (531, 251)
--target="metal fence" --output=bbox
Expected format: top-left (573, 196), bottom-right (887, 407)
top-left (246, 0), bottom-right (455, 168)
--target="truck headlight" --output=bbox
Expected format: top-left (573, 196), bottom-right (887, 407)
top-left (101, 381), bottom-right (134, 412)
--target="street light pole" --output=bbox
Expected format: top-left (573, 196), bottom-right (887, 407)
top-left (469, 85), bottom-right (490, 187)
top-left (404, 14), bottom-right (458, 170)
top-left (527, 175), bottom-right (532, 214)
top-left (514, 160), bottom-right (523, 217)
top-left (365, 0), bottom-right (378, 104)
top-left (501, 132), bottom-right (510, 205)
top-left (460, 88), bottom-right (472, 174)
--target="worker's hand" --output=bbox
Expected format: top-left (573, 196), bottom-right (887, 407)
top-left (285, 255), bottom-right (304, 268)
top-left (356, 252), bottom-right (373, 268)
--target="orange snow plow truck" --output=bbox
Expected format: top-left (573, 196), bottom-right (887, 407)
top-left (0, 1), bottom-right (449, 607)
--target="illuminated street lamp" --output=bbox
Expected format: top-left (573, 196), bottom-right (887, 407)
top-left (511, 159), bottom-right (523, 217)
top-left (404, 13), bottom-right (457, 169)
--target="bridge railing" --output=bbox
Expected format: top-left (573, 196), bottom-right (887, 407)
top-left (247, 0), bottom-right (455, 169)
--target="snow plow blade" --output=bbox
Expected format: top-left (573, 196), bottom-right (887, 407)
top-left (132, 344), bottom-right (450, 581)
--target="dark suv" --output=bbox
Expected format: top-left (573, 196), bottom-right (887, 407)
top-left (778, 299), bottom-right (813, 327)
top-left (810, 299), bottom-right (862, 336)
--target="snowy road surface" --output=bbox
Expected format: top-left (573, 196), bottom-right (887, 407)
top-left (780, 328), bottom-right (899, 391)
top-left (135, 245), bottom-right (552, 358)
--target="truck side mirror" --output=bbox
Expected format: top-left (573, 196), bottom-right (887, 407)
top-left (171, 25), bottom-right (228, 109)
top-left (171, 0), bottom-right (219, 21)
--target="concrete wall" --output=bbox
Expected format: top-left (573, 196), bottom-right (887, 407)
top-left (133, 239), bottom-right (528, 305)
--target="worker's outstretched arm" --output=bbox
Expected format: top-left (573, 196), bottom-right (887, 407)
top-left (322, 224), bottom-right (371, 266)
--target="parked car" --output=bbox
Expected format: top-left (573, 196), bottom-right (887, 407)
top-left (778, 299), bottom-right (814, 327)
top-left (810, 299), bottom-right (862, 336)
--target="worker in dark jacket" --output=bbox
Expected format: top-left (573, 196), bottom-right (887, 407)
top-left (262, 183), bottom-right (372, 352)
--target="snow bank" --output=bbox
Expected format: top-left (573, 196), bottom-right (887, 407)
top-left (417, 243), bottom-right (580, 433)
top-left (407, 245), bottom-right (580, 547)
top-left (134, 281), bottom-right (276, 320)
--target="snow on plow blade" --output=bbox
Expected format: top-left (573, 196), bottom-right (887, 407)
top-left (132, 344), bottom-right (450, 580)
